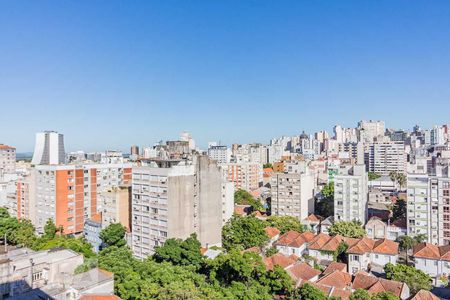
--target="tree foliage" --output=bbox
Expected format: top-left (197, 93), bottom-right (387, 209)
top-left (384, 263), bottom-right (432, 294)
top-left (368, 172), bottom-right (381, 181)
top-left (100, 223), bottom-right (126, 248)
top-left (391, 199), bottom-right (406, 221)
top-left (234, 189), bottom-right (264, 211)
top-left (321, 183), bottom-right (334, 199)
top-left (329, 221), bottom-right (366, 238)
top-left (153, 233), bottom-right (203, 270)
top-left (222, 215), bottom-right (269, 250)
top-left (265, 215), bottom-right (305, 234)
top-left (296, 283), bottom-right (327, 300)
top-left (43, 219), bottom-right (57, 239)
top-left (350, 289), bottom-right (371, 300)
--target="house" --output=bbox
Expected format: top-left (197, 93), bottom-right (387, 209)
top-left (320, 216), bottom-right (334, 234)
top-left (352, 271), bottom-right (410, 300)
top-left (365, 217), bottom-right (406, 241)
top-left (323, 262), bottom-right (347, 275)
top-left (410, 290), bottom-right (440, 300)
top-left (275, 231), bottom-right (315, 257)
top-left (303, 214), bottom-right (321, 233)
top-left (347, 238), bottom-right (398, 274)
top-left (413, 242), bottom-right (450, 286)
top-left (285, 262), bottom-right (321, 287)
top-left (263, 253), bottom-right (298, 271)
top-left (313, 270), bottom-right (353, 299)
top-left (265, 227), bottom-right (281, 247)
top-left (307, 234), bottom-right (348, 264)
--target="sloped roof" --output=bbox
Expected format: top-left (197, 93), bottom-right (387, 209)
top-left (275, 231), bottom-right (315, 248)
top-left (263, 253), bottom-right (296, 270)
top-left (372, 239), bottom-right (399, 255)
top-left (413, 243), bottom-right (441, 259)
top-left (352, 272), bottom-right (406, 297)
top-left (411, 290), bottom-right (440, 300)
top-left (265, 227), bottom-right (281, 239)
top-left (285, 262), bottom-right (321, 284)
top-left (316, 270), bottom-right (352, 289)
top-left (323, 262), bottom-right (347, 275)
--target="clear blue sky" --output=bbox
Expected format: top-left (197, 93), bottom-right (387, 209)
top-left (1, 1), bottom-right (450, 152)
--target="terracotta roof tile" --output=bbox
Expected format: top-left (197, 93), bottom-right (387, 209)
top-left (286, 262), bottom-right (321, 284)
top-left (323, 262), bottom-right (347, 275)
top-left (316, 270), bottom-right (352, 289)
top-left (411, 290), bottom-right (440, 300)
top-left (352, 272), bottom-right (405, 297)
top-left (372, 239), bottom-right (399, 255)
top-left (264, 253), bottom-right (296, 271)
top-left (413, 243), bottom-right (441, 259)
top-left (265, 227), bottom-right (281, 239)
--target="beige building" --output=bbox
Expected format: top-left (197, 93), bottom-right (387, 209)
top-left (100, 185), bottom-right (132, 230)
top-left (0, 144), bottom-right (16, 175)
top-left (223, 162), bottom-right (262, 191)
top-left (132, 155), bottom-right (223, 259)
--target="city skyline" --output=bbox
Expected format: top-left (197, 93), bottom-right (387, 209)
top-left (2, 1), bottom-right (450, 151)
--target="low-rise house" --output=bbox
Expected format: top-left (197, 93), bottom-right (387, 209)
top-left (320, 216), bottom-right (334, 234)
top-left (275, 231), bottom-right (315, 256)
top-left (313, 270), bottom-right (353, 299)
top-left (265, 227), bottom-right (281, 247)
top-left (307, 234), bottom-right (348, 264)
top-left (347, 238), bottom-right (398, 275)
top-left (303, 214), bottom-right (321, 233)
top-left (365, 217), bottom-right (407, 241)
top-left (285, 262), bottom-right (321, 287)
top-left (410, 290), bottom-right (440, 300)
top-left (323, 262), bottom-right (347, 275)
top-left (263, 253), bottom-right (298, 271)
top-left (413, 243), bottom-right (450, 286)
top-left (352, 271), bottom-right (410, 300)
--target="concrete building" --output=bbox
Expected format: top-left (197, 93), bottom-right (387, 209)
top-left (413, 243), bottom-right (450, 286)
top-left (357, 120), bottom-right (385, 143)
top-left (208, 144), bottom-right (230, 164)
top-left (221, 182), bottom-right (235, 225)
top-left (25, 163), bottom-right (132, 235)
top-left (407, 166), bottom-right (450, 245)
top-left (334, 165), bottom-right (368, 224)
top-left (84, 213), bottom-right (103, 252)
top-left (338, 142), bottom-right (364, 165)
top-left (365, 142), bottom-right (407, 176)
top-left (0, 144), bottom-right (16, 175)
top-left (223, 162), bottom-right (262, 192)
top-left (131, 155), bottom-right (223, 259)
top-left (270, 172), bottom-right (315, 221)
top-left (100, 185), bottom-right (132, 230)
top-left (31, 131), bottom-right (66, 165)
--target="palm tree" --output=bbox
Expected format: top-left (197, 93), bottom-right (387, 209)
top-left (389, 171), bottom-right (398, 191)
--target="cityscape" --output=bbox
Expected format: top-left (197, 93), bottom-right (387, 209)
top-left (2, 1), bottom-right (450, 300)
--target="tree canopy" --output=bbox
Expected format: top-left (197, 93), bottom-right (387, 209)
top-left (368, 172), bottom-right (381, 181)
top-left (328, 221), bottom-right (366, 238)
top-left (222, 215), bottom-right (269, 250)
top-left (153, 233), bottom-right (203, 270)
top-left (100, 223), bottom-right (126, 248)
top-left (265, 215), bottom-right (305, 234)
top-left (234, 189), bottom-right (264, 211)
top-left (384, 263), bottom-right (432, 294)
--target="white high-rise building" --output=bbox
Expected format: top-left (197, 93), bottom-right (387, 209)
top-left (0, 144), bottom-right (16, 175)
top-left (358, 120), bottom-right (385, 143)
top-left (334, 165), bottom-right (368, 223)
top-left (31, 131), bottom-right (65, 165)
top-left (365, 142), bottom-right (407, 176)
top-left (208, 144), bottom-right (231, 164)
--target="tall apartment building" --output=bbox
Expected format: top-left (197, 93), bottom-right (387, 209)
top-left (338, 142), bottom-right (364, 165)
top-left (208, 145), bottom-right (230, 164)
top-left (407, 165), bottom-right (450, 245)
top-left (31, 131), bottom-right (66, 165)
top-left (365, 142), bottom-right (407, 176)
top-left (100, 185), bottom-right (132, 230)
top-left (223, 162), bottom-right (262, 191)
top-left (0, 144), bottom-right (16, 175)
top-left (270, 172), bottom-right (315, 221)
top-left (357, 120), bottom-right (385, 142)
top-left (26, 163), bottom-right (132, 234)
top-left (334, 165), bottom-right (368, 224)
top-left (221, 182), bottom-right (235, 225)
top-left (131, 155), bottom-right (223, 259)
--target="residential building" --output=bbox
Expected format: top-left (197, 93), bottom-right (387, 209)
top-left (413, 242), bottom-right (450, 286)
top-left (100, 185), bottom-right (132, 230)
top-left (28, 163), bottom-right (132, 234)
top-left (365, 217), bottom-right (406, 241)
top-left (352, 272), bottom-right (410, 300)
top-left (208, 144), bottom-right (230, 164)
top-left (84, 213), bottom-right (103, 252)
top-left (334, 165), bottom-right (368, 223)
top-left (365, 142), bottom-right (407, 176)
top-left (131, 155), bottom-right (223, 259)
top-left (270, 172), bottom-right (315, 221)
top-left (0, 144), bottom-right (16, 175)
top-left (31, 131), bottom-right (66, 165)
top-left (275, 231), bottom-right (315, 256)
top-left (223, 162), bottom-right (262, 191)
top-left (221, 182), bottom-right (234, 225)
top-left (338, 142), bottom-right (364, 165)
top-left (358, 120), bottom-right (385, 143)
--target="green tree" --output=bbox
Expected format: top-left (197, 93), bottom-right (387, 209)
top-left (43, 219), bottom-right (57, 239)
top-left (350, 289), bottom-right (371, 300)
top-left (389, 171), bottom-right (399, 190)
top-left (414, 234), bottom-right (427, 244)
top-left (153, 233), bottom-right (203, 270)
top-left (0, 207), bottom-right (9, 218)
top-left (321, 182), bottom-right (334, 199)
top-left (296, 283), bottom-right (327, 300)
top-left (100, 223), bottom-right (126, 248)
top-left (263, 163), bottom-right (273, 169)
top-left (329, 221), bottom-right (366, 238)
top-left (392, 199), bottom-right (406, 221)
top-left (371, 291), bottom-right (400, 300)
top-left (234, 189), bottom-right (264, 211)
top-left (384, 263), bottom-right (432, 294)
top-left (396, 235), bottom-right (415, 264)
top-left (222, 215), bottom-right (269, 250)
top-left (265, 215), bottom-right (305, 234)
top-left (368, 172), bottom-right (381, 181)
top-left (396, 173), bottom-right (407, 190)
top-left (265, 247), bottom-right (278, 257)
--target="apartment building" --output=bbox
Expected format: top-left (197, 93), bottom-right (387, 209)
top-left (31, 131), bottom-right (66, 165)
top-left (0, 144), bottom-right (16, 175)
top-left (208, 144), bottom-right (230, 164)
top-left (221, 181), bottom-right (235, 225)
top-left (407, 166), bottom-right (450, 245)
top-left (131, 155), bottom-right (223, 259)
top-left (223, 162), bottom-right (262, 191)
top-left (338, 142), bottom-right (364, 165)
top-left (334, 165), bottom-right (368, 224)
top-left (365, 142), bottom-right (407, 176)
top-left (26, 163), bottom-right (132, 234)
top-left (357, 120), bottom-right (385, 143)
top-left (100, 185), bottom-right (132, 230)
top-left (270, 172), bottom-right (315, 221)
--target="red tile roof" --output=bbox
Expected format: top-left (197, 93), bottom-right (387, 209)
top-left (275, 231), bottom-right (315, 248)
top-left (265, 227), bottom-right (281, 239)
top-left (411, 290), bottom-right (440, 300)
top-left (0, 144), bottom-right (15, 150)
top-left (323, 262), bottom-right (347, 275)
top-left (304, 214), bottom-right (321, 222)
top-left (264, 253), bottom-right (297, 270)
top-left (352, 272), bottom-right (406, 298)
top-left (316, 270), bottom-right (352, 289)
top-left (285, 262), bottom-right (321, 285)
top-left (413, 243), bottom-right (441, 259)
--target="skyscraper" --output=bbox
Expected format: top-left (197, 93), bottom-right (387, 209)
top-left (31, 131), bottom-right (66, 165)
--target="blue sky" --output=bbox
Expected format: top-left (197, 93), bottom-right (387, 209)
top-left (1, 1), bottom-right (450, 152)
